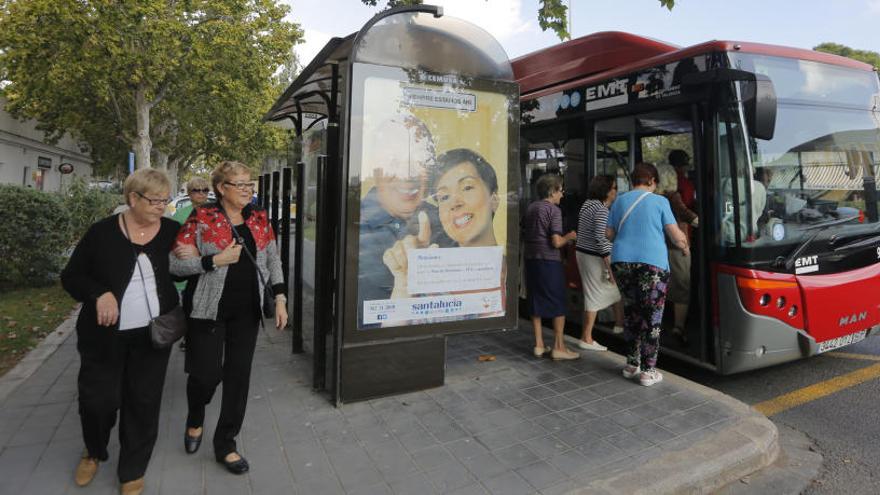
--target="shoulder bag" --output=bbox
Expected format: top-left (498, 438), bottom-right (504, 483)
top-left (121, 215), bottom-right (187, 348)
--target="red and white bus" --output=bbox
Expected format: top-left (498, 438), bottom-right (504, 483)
top-left (513, 32), bottom-right (880, 373)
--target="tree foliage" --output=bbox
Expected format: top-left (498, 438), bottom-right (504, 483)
top-left (0, 0), bottom-right (302, 175)
top-left (362, 1), bottom-right (675, 41)
top-left (814, 42), bottom-right (880, 71)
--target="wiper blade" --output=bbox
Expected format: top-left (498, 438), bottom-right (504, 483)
top-left (832, 233), bottom-right (880, 253)
top-left (779, 215), bottom-right (859, 270)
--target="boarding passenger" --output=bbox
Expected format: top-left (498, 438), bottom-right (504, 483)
top-left (607, 163), bottom-right (689, 386)
top-left (524, 174), bottom-right (579, 360)
top-left (657, 164), bottom-right (699, 343)
top-left (575, 175), bottom-right (624, 351)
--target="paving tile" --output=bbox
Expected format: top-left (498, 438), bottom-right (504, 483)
top-left (546, 449), bottom-right (589, 476)
top-left (522, 386), bottom-right (555, 401)
top-left (464, 452), bottom-right (508, 480)
top-left (562, 387), bottom-right (601, 405)
top-left (556, 405), bottom-right (596, 425)
top-left (348, 482), bottom-right (393, 495)
top-left (578, 398), bottom-right (626, 417)
top-left (523, 435), bottom-right (569, 459)
top-left (544, 379), bottom-right (579, 395)
top-left (511, 401), bottom-right (552, 420)
top-left (424, 461), bottom-right (476, 493)
top-left (539, 479), bottom-right (578, 495)
top-left (627, 422), bottom-right (678, 444)
top-left (655, 408), bottom-right (723, 436)
top-left (389, 472), bottom-right (438, 495)
top-left (515, 460), bottom-right (566, 490)
top-left (482, 470), bottom-right (534, 495)
top-left (444, 437), bottom-right (489, 460)
top-left (493, 443), bottom-right (541, 469)
top-left (540, 395), bottom-right (576, 412)
top-left (534, 413), bottom-right (572, 434)
top-left (396, 427), bottom-right (440, 453)
top-left (446, 482), bottom-right (489, 495)
top-left (609, 410), bottom-right (644, 429)
top-left (411, 444), bottom-right (456, 471)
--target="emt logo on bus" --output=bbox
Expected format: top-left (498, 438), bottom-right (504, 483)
top-left (584, 79), bottom-right (629, 111)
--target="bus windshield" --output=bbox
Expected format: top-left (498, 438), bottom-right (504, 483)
top-left (719, 54), bottom-right (880, 261)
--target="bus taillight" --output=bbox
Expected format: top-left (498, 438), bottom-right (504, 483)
top-left (735, 277), bottom-right (805, 329)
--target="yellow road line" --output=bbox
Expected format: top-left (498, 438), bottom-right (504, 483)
top-left (824, 352), bottom-right (880, 362)
top-left (753, 362), bottom-right (880, 417)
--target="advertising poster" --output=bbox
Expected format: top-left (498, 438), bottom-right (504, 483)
top-left (352, 68), bottom-right (512, 329)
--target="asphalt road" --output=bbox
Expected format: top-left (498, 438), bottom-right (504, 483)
top-left (662, 334), bottom-right (880, 494)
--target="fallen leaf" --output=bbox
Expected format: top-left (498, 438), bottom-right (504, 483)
top-left (7, 332), bottom-right (16, 339)
top-left (7, 321), bottom-right (17, 328)
top-left (31, 326), bottom-right (40, 332)
top-left (478, 354), bottom-right (496, 362)
top-left (844, 458), bottom-right (851, 463)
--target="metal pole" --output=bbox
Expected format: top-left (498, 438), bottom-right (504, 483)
top-left (271, 170), bottom-right (281, 240)
top-left (292, 162), bottom-right (305, 354)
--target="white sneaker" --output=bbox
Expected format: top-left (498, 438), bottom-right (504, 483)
top-left (622, 365), bottom-right (640, 379)
top-left (639, 369), bottom-right (663, 387)
top-left (612, 325), bottom-right (624, 334)
top-left (577, 340), bottom-right (607, 351)
top-left (533, 346), bottom-right (549, 358)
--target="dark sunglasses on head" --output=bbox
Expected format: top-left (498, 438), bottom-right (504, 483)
top-left (189, 188), bottom-right (210, 194)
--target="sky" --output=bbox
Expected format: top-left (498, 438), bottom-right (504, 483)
top-left (281, 0), bottom-right (880, 67)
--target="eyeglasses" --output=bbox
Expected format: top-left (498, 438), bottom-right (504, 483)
top-left (223, 181), bottom-right (255, 191)
top-left (189, 188), bottom-right (210, 194)
top-left (136, 192), bottom-right (172, 206)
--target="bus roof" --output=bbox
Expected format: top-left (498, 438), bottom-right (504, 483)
top-left (512, 31), bottom-right (876, 100)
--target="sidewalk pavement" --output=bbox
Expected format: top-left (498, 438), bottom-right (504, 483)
top-left (0, 316), bottom-right (777, 495)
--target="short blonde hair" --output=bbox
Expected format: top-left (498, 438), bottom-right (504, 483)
top-left (656, 163), bottom-right (678, 195)
top-left (123, 168), bottom-right (171, 206)
top-left (186, 176), bottom-right (210, 192)
top-left (211, 161), bottom-right (252, 199)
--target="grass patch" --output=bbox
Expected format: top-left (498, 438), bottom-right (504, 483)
top-left (0, 283), bottom-right (77, 376)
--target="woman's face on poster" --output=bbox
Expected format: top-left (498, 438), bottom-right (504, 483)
top-left (434, 161), bottom-right (498, 247)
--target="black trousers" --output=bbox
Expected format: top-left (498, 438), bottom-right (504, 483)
top-left (185, 309), bottom-right (259, 460)
top-left (77, 327), bottom-right (171, 483)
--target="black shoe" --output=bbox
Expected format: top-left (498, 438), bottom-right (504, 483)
top-left (217, 453), bottom-right (249, 475)
top-left (184, 428), bottom-right (202, 454)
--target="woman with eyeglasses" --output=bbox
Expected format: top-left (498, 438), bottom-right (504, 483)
top-left (61, 168), bottom-right (180, 495)
top-left (169, 161), bottom-right (287, 475)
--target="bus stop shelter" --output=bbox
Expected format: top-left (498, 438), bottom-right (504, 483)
top-left (264, 5), bottom-right (521, 405)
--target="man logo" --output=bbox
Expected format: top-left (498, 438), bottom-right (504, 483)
top-left (839, 311), bottom-right (867, 327)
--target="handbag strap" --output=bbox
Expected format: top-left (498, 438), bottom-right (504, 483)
top-left (120, 214), bottom-right (156, 320)
top-left (617, 191), bottom-right (652, 233)
top-left (219, 209), bottom-right (272, 293)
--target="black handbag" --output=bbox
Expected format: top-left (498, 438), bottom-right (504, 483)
top-left (229, 220), bottom-right (275, 319)
top-left (121, 215), bottom-right (187, 348)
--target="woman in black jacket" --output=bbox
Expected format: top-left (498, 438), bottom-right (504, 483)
top-left (61, 168), bottom-right (180, 495)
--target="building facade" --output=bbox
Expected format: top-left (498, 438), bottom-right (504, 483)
top-left (0, 97), bottom-right (93, 192)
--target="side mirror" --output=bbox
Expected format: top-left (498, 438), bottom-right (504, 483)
top-left (740, 74), bottom-right (777, 140)
top-left (682, 68), bottom-right (777, 140)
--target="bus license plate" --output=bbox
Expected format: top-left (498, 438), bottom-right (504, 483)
top-left (817, 330), bottom-right (868, 354)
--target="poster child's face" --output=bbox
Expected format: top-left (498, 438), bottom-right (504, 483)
top-left (375, 171), bottom-right (426, 220)
top-left (435, 161), bottom-right (498, 247)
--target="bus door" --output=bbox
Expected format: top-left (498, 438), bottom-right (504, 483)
top-left (591, 107), bottom-right (710, 364)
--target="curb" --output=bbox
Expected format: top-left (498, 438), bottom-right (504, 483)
top-left (563, 334), bottom-right (780, 494)
top-left (0, 307), bottom-right (78, 403)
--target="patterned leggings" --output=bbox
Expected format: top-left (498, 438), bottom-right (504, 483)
top-left (612, 262), bottom-right (670, 372)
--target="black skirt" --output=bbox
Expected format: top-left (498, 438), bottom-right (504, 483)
top-left (525, 259), bottom-right (567, 318)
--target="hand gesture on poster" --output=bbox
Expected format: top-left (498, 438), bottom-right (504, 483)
top-left (383, 211), bottom-right (438, 298)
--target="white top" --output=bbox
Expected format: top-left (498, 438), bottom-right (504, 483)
top-left (118, 253), bottom-right (160, 330)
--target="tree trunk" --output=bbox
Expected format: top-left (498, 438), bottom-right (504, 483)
top-left (134, 87), bottom-right (152, 169)
top-left (168, 157), bottom-right (181, 196)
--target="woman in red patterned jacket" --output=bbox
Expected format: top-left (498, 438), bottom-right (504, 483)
top-left (170, 161), bottom-right (287, 474)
